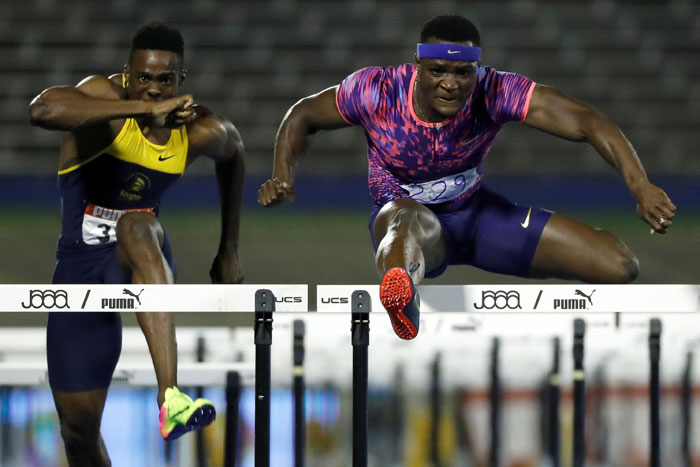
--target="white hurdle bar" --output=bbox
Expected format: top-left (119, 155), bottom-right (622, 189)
top-left (318, 284), bottom-right (700, 312)
top-left (0, 284), bottom-right (308, 312)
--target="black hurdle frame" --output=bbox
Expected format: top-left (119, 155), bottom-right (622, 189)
top-left (224, 370), bottom-right (242, 467)
top-left (351, 290), bottom-right (371, 467)
top-left (254, 289), bottom-right (275, 467)
top-left (390, 364), bottom-right (405, 463)
top-left (681, 351), bottom-right (693, 467)
top-left (429, 352), bottom-right (442, 467)
top-left (490, 337), bottom-right (501, 467)
top-left (572, 318), bottom-right (586, 467)
top-left (196, 336), bottom-right (206, 467)
top-left (293, 319), bottom-right (306, 467)
top-left (649, 318), bottom-right (662, 467)
top-left (548, 337), bottom-right (561, 467)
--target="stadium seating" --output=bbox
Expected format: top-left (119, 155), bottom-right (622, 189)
top-left (1, 0), bottom-right (698, 176)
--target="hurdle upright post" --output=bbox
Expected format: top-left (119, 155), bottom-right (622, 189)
top-left (429, 352), bottom-right (442, 467)
top-left (681, 351), bottom-right (692, 467)
top-left (490, 337), bottom-right (501, 467)
top-left (292, 319), bottom-right (306, 467)
top-left (649, 318), bottom-right (662, 467)
top-left (351, 290), bottom-right (371, 467)
top-left (196, 336), bottom-right (206, 467)
top-left (390, 364), bottom-right (405, 463)
top-left (572, 318), bottom-right (586, 467)
top-left (254, 289), bottom-right (275, 467)
top-left (548, 337), bottom-right (561, 467)
top-left (224, 371), bottom-right (242, 467)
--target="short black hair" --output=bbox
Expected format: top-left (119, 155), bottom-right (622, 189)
top-left (129, 22), bottom-right (184, 63)
top-left (419, 15), bottom-right (481, 46)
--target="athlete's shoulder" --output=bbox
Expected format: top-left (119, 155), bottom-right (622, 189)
top-left (340, 64), bottom-right (408, 98)
top-left (477, 66), bottom-right (531, 85)
top-left (394, 63), bottom-right (415, 78)
top-left (346, 63), bottom-right (408, 81)
top-left (187, 105), bottom-right (239, 150)
top-left (74, 74), bottom-right (125, 100)
top-left (189, 105), bottom-right (226, 133)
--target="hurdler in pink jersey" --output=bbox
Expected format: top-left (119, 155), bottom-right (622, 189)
top-left (259, 15), bottom-right (676, 340)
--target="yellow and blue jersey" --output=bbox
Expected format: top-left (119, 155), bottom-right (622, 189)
top-left (57, 118), bottom-right (188, 253)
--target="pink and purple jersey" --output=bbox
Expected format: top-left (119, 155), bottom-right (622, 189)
top-left (336, 64), bottom-right (535, 211)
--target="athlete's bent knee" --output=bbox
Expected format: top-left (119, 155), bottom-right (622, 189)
top-left (116, 213), bottom-right (161, 243)
top-left (59, 416), bottom-right (101, 454)
top-left (377, 199), bottom-right (420, 223)
top-left (116, 213), bottom-right (164, 262)
top-left (615, 251), bottom-right (640, 283)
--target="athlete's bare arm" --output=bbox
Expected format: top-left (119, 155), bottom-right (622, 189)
top-left (524, 84), bottom-right (676, 233)
top-left (187, 107), bottom-right (245, 284)
top-left (258, 86), bottom-right (351, 206)
top-left (28, 75), bottom-right (194, 131)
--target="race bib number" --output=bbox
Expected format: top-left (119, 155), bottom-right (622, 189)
top-left (400, 166), bottom-right (479, 204)
top-left (82, 204), bottom-right (155, 245)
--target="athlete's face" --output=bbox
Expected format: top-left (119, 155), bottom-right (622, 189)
top-left (124, 49), bottom-right (186, 102)
top-left (414, 38), bottom-right (478, 122)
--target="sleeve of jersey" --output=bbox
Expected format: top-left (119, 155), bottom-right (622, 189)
top-left (335, 67), bottom-right (385, 126)
top-left (484, 70), bottom-right (536, 125)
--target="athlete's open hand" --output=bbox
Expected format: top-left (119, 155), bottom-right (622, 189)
top-left (209, 252), bottom-right (244, 284)
top-left (151, 94), bottom-right (195, 129)
top-left (634, 181), bottom-right (676, 234)
top-left (258, 177), bottom-right (297, 207)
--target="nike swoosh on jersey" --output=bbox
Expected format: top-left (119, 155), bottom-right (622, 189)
top-left (447, 50), bottom-right (461, 54)
top-left (158, 154), bottom-right (176, 161)
top-left (521, 208), bottom-right (532, 228)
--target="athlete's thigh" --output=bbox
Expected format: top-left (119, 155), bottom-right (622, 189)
top-left (370, 198), bottom-right (448, 272)
top-left (465, 188), bottom-right (552, 277)
top-left (529, 213), bottom-right (637, 282)
top-left (114, 212), bottom-right (176, 275)
top-left (50, 251), bottom-right (123, 392)
top-left (47, 310), bottom-right (122, 392)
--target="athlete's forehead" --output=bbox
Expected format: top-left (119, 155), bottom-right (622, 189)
top-left (128, 49), bottom-right (182, 72)
top-left (423, 36), bottom-right (476, 48)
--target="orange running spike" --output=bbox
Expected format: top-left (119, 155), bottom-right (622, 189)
top-left (380, 267), bottom-right (420, 340)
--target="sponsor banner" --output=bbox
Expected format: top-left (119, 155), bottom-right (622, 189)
top-left (0, 284), bottom-right (308, 312)
top-left (317, 284), bottom-right (700, 312)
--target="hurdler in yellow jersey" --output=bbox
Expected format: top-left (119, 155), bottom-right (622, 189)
top-left (29, 23), bottom-right (244, 464)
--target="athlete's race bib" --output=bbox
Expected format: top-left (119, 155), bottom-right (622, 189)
top-left (82, 203), bottom-right (155, 245)
top-left (400, 166), bottom-right (480, 204)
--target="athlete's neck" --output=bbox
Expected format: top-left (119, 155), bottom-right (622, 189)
top-left (136, 118), bottom-right (172, 145)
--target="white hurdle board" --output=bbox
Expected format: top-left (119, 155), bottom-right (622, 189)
top-left (317, 284), bottom-right (700, 312)
top-left (0, 284), bottom-right (308, 312)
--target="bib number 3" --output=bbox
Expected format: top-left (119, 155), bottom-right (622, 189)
top-left (81, 203), bottom-right (155, 245)
top-left (82, 216), bottom-right (118, 245)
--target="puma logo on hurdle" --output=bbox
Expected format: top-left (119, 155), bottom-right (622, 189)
top-left (575, 289), bottom-right (596, 306)
top-left (123, 288), bottom-right (144, 305)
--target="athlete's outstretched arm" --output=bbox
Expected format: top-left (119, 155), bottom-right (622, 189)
top-left (523, 84), bottom-right (676, 233)
top-left (258, 86), bottom-right (351, 206)
top-left (28, 75), bottom-right (193, 131)
top-left (187, 110), bottom-right (245, 284)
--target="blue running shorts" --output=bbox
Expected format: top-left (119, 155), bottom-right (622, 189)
top-left (369, 185), bottom-right (552, 278)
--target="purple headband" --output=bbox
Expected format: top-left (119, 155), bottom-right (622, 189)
top-left (416, 43), bottom-right (481, 61)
